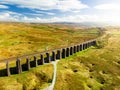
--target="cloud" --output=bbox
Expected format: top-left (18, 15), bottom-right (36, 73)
top-left (0, 11), bottom-right (120, 25)
top-left (0, 11), bottom-right (98, 22)
top-left (24, 13), bottom-right (43, 16)
top-left (1, 1), bottom-right (120, 25)
top-left (33, 10), bottom-right (55, 15)
top-left (94, 3), bottom-right (120, 10)
top-left (18, 15), bottom-right (112, 23)
top-left (1, 0), bottom-right (88, 12)
top-left (20, 14), bottom-right (120, 24)
top-left (0, 5), bottom-right (9, 9)
top-left (57, 0), bottom-right (89, 12)
top-left (0, 11), bottom-right (22, 21)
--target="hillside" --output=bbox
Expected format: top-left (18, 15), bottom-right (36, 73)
top-left (54, 27), bottom-right (120, 90)
top-left (0, 23), bottom-right (100, 90)
top-left (0, 23), bottom-right (99, 60)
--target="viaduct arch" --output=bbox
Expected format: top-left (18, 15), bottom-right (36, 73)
top-left (0, 39), bottom-right (96, 76)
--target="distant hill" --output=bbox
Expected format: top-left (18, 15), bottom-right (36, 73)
top-left (52, 21), bottom-right (120, 27)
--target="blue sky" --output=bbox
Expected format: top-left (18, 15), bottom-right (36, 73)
top-left (0, 0), bottom-right (120, 24)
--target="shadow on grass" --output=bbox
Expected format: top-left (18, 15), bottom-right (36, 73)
top-left (0, 58), bottom-right (49, 77)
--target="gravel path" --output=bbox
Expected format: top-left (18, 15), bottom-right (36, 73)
top-left (44, 60), bottom-right (59, 90)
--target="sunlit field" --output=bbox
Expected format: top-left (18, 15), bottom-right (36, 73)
top-left (0, 22), bottom-right (99, 60)
top-left (0, 22), bottom-right (100, 90)
top-left (0, 0), bottom-right (120, 90)
top-left (54, 27), bottom-right (120, 90)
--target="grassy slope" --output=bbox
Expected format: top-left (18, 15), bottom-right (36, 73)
top-left (54, 27), bottom-right (120, 90)
top-left (0, 23), bottom-right (98, 60)
top-left (0, 64), bottom-right (53, 90)
top-left (0, 23), bottom-right (99, 90)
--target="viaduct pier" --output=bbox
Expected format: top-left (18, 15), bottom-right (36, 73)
top-left (0, 39), bottom-right (96, 77)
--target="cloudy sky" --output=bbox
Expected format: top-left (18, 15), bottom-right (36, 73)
top-left (0, 0), bottom-right (120, 24)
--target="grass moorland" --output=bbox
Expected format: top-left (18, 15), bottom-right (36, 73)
top-left (0, 23), bottom-right (99, 90)
top-left (0, 64), bottom-right (53, 90)
top-left (54, 27), bottom-right (120, 90)
top-left (0, 22), bottom-right (99, 60)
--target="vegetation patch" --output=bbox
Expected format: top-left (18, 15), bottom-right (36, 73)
top-left (0, 23), bottom-right (99, 60)
top-left (54, 28), bottom-right (120, 90)
top-left (0, 23), bottom-right (101, 90)
top-left (0, 64), bottom-right (53, 90)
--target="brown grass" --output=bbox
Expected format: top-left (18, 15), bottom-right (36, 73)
top-left (0, 23), bottom-right (99, 60)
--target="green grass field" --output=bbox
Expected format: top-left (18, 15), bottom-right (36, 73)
top-left (0, 22), bottom-right (100, 90)
top-left (54, 27), bottom-right (120, 90)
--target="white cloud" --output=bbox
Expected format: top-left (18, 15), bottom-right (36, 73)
top-left (24, 13), bottom-right (43, 16)
top-left (57, 0), bottom-right (89, 12)
top-left (0, 5), bottom-right (9, 9)
top-left (94, 4), bottom-right (120, 10)
top-left (0, 11), bottom-right (21, 21)
top-left (0, 11), bottom-right (115, 23)
top-left (1, 0), bottom-right (88, 12)
top-left (19, 15), bottom-right (116, 23)
top-left (0, 11), bottom-right (99, 22)
top-left (1, 10), bottom-right (120, 25)
top-left (33, 10), bottom-right (55, 15)
top-left (1, 1), bottom-right (120, 25)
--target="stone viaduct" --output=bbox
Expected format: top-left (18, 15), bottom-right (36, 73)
top-left (0, 39), bottom-right (96, 77)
